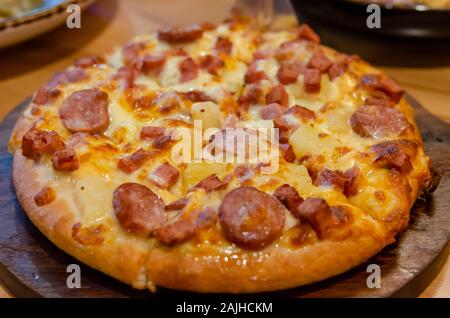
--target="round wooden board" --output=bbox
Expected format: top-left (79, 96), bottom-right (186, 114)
top-left (0, 96), bottom-right (449, 298)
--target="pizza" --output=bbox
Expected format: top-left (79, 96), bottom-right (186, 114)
top-left (8, 20), bottom-right (432, 293)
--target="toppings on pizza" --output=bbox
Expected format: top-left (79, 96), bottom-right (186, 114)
top-left (52, 148), bottom-right (80, 172)
top-left (72, 223), bottom-right (105, 246)
top-left (122, 41), bottom-right (146, 65)
top-left (155, 207), bottom-right (217, 245)
top-left (158, 24), bottom-right (204, 43)
top-left (296, 199), bottom-right (351, 239)
top-left (315, 166), bottom-right (360, 197)
top-left (152, 134), bottom-right (175, 150)
top-left (266, 84), bottom-right (289, 107)
top-left (165, 198), bottom-right (189, 211)
top-left (22, 128), bottom-right (65, 160)
top-left (32, 68), bottom-right (91, 106)
top-left (307, 52), bottom-right (333, 73)
top-left (244, 62), bottom-right (268, 84)
top-left (280, 143), bottom-right (296, 162)
top-left (140, 52), bottom-right (167, 76)
top-left (74, 55), bottom-right (105, 68)
top-left (372, 140), bottom-right (418, 173)
top-left (118, 148), bottom-right (153, 174)
top-left (140, 126), bottom-right (166, 141)
top-left (149, 163), bottom-right (179, 189)
top-left (328, 54), bottom-right (352, 81)
top-left (277, 61), bottom-right (305, 84)
top-left (215, 36), bottom-right (233, 55)
top-left (113, 183), bottom-right (166, 236)
top-left (260, 103), bottom-right (286, 120)
top-left (360, 74), bottom-right (404, 103)
top-left (193, 174), bottom-right (228, 192)
top-left (304, 68), bottom-right (321, 93)
top-left (178, 57), bottom-right (198, 82)
top-left (219, 186), bottom-right (285, 250)
top-left (273, 184), bottom-right (303, 215)
top-left (350, 105), bottom-right (409, 138)
top-left (59, 88), bottom-right (110, 133)
top-left (297, 23), bottom-right (320, 43)
top-left (34, 187), bottom-right (57, 207)
top-left (32, 86), bottom-right (61, 105)
top-left (199, 54), bottom-right (224, 75)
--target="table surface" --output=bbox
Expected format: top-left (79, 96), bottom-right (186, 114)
top-left (0, 0), bottom-right (449, 298)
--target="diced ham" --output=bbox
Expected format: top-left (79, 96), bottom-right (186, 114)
top-left (304, 69), bottom-right (321, 93)
top-left (149, 163), bottom-right (179, 189)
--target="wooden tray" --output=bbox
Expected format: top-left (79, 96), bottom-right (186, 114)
top-left (0, 96), bottom-right (449, 298)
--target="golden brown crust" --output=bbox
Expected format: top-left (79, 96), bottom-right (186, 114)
top-left (146, 232), bottom-right (387, 293)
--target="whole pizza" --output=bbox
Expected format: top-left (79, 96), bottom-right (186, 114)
top-left (8, 20), bottom-right (431, 293)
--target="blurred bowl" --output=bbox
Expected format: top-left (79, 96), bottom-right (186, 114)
top-left (290, 0), bottom-right (450, 66)
top-left (291, 0), bottom-right (450, 38)
top-left (0, 0), bottom-right (94, 49)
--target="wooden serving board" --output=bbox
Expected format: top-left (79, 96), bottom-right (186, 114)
top-left (0, 96), bottom-right (449, 298)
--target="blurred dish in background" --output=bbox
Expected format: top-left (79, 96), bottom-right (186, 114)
top-left (291, 0), bottom-right (450, 66)
top-left (0, 0), bottom-right (44, 20)
top-left (355, 0), bottom-right (450, 9)
top-left (0, 0), bottom-right (94, 49)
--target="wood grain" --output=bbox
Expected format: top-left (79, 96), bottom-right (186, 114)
top-left (0, 0), bottom-right (449, 297)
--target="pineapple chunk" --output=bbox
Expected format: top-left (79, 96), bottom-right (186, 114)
top-left (289, 124), bottom-right (340, 158)
top-left (182, 163), bottom-right (228, 191)
top-left (74, 175), bottom-right (113, 226)
top-left (191, 101), bottom-right (223, 130)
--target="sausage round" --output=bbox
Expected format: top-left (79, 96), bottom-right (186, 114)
top-left (113, 183), bottom-right (166, 237)
top-left (218, 186), bottom-right (285, 250)
top-left (350, 105), bottom-right (409, 138)
top-left (59, 88), bottom-right (110, 134)
top-left (158, 24), bottom-right (204, 43)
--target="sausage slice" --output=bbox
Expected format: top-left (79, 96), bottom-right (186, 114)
top-left (113, 183), bottom-right (166, 236)
top-left (158, 24), bottom-right (204, 43)
top-left (59, 88), bottom-right (110, 134)
top-left (219, 186), bottom-right (285, 250)
top-left (350, 105), bottom-right (409, 138)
